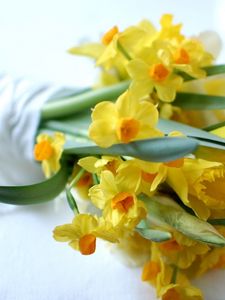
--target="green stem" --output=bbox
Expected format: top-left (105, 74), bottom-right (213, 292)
top-left (92, 173), bottom-right (100, 185)
top-left (170, 264), bottom-right (178, 284)
top-left (41, 80), bottom-right (130, 120)
top-left (208, 219), bottom-right (225, 226)
top-left (69, 168), bottom-right (85, 189)
top-left (203, 121), bottom-right (225, 132)
top-left (117, 41), bottom-right (132, 61)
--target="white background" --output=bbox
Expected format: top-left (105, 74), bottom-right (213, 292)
top-left (0, 0), bottom-right (225, 299)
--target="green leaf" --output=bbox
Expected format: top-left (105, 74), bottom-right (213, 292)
top-left (179, 65), bottom-right (225, 81)
top-left (64, 136), bottom-right (199, 162)
top-left (159, 119), bottom-right (225, 147)
top-left (0, 162), bottom-right (69, 205)
top-left (41, 81), bottom-right (130, 120)
top-left (141, 194), bottom-right (225, 247)
top-left (136, 227), bottom-right (172, 242)
top-left (204, 64), bottom-right (225, 77)
top-left (174, 93), bottom-right (225, 110)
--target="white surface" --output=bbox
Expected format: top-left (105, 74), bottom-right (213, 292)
top-left (0, 1), bottom-right (225, 299)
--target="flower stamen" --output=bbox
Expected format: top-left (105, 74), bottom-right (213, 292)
top-left (174, 48), bottom-right (190, 64)
top-left (117, 118), bottom-right (140, 143)
top-left (149, 63), bottom-right (170, 82)
top-left (34, 140), bottom-right (54, 161)
top-left (111, 192), bottom-right (134, 213)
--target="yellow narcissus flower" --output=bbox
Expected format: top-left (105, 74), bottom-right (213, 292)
top-left (182, 159), bottom-right (225, 216)
top-left (116, 153), bottom-right (187, 198)
top-left (53, 214), bottom-right (118, 255)
top-left (127, 41), bottom-right (183, 102)
top-left (172, 39), bottom-right (213, 79)
top-left (160, 284), bottom-right (203, 300)
top-left (78, 156), bottom-right (123, 175)
top-left (88, 170), bottom-right (146, 227)
top-left (89, 90), bottom-right (163, 148)
top-left (116, 159), bottom-right (163, 196)
top-left (34, 132), bottom-right (65, 178)
top-left (157, 231), bottom-right (209, 269)
top-left (142, 243), bottom-right (203, 300)
top-left (97, 20), bottom-right (157, 67)
top-left (158, 14), bottom-right (184, 43)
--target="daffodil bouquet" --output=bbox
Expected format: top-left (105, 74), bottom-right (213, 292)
top-left (2, 14), bottom-right (225, 300)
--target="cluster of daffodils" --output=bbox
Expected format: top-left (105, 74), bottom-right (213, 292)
top-left (69, 14), bottom-right (214, 119)
top-left (31, 15), bottom-right (225, 300)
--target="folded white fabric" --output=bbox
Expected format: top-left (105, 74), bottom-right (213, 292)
top-left (0, 74), bottom-right (75, 185)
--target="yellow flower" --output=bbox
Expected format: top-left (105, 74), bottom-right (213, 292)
top-left (172, 39), bottom-right (213, 79)
top-left (116, 158), bottom-right (163, 195)
top-left (88, 170), bottom-right (146, 227)
top-left (158, 14), bottom-right (184, 42)
top-left (127, 41), bottom-right (183, 102)
top-left (160, 284), bottom-right (203, 300)
top-left (53, 214), bottom-right (118, 255)
top-left (89, 90), bottom-right (163, 147)
top-left (78, 156), bottom-right (123, 175)
top-left (183, 159), bottom-right (225, 213)
top-left (197, 246), bottom-right (225, 276)
top-left (157, 231), bottom-right (209, 269)
top-left (34, 132), bottom-right (65, 178)
top-left (142, 243), bottom-right (203, 300)
top-left (116, 155), bottom-right (187, 200)
top-left (97, 21), bottom-right (157, 67)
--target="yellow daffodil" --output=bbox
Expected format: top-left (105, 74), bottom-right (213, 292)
top-left (197, 247), bottom-right (225, 276)
top-left (158, 14), bottom-right (184, 43)
top-left (89, 170), bottom-right (146, 227)
top-left (53, 214), bottom-right (118, 255)
top-left (160, 284), bottom-right (203, 300)
top-left (89, 90), bottom-right (163, 148)
top-left (116, 159), bottom-right (163, 196)
top-left (78, 156), bottom-right (123, 175)
top-left (34, 132), bottom-right (65, 178)
top-left (97, 21), bottom-right (157, 66)
top-left (127, 41), bottom-right (183, 102)
top-left (157, 231), bottom-right (209, 269)
top-left (183, 159), bottom-right (225, 214)
top-left (172, 39), bottom-right (213, 79)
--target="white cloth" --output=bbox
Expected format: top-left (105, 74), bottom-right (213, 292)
top-left (0, 74), bottom-right (76, 185)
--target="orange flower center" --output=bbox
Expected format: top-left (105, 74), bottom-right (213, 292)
top-left (214, 254), bottom-right (225, 269)
top-left (142, 261), bottom-right (161, 281)
top-left (162, 288), bottom-right (181, 300)
top-left (102, 26), bottom-right (119, 45)
top-left (77, 172), bottom-right (93, 187)
top-left (149, 63), bottom-right (170, 82)
top-left (34, 140), bottom-right (53, 161)
top-left (106, 160), bottom-right (117, 174)
top-left (174, 48), bottom-right (190, 64)
top-left (111, 192), bottom-right (134, 213)
top-left (164, 158), bottom-right (184, 168)
top-left (159, 239), bottom-right (182, 252)
top-left (117, 118), bottom-right (140, 143)
top-left (141, 171), bottom-right (157, 183)
top-left (79, 234), bottom-right (96, 255)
